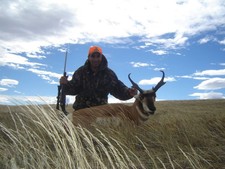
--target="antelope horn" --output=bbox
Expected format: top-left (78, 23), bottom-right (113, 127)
top-left (128, 73), bottom-right (144, 93)
top-left (153, 70), bottom-right (166, 92)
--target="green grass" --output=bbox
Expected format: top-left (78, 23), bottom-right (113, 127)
top-left (0, 99), bottom-right (225, 169)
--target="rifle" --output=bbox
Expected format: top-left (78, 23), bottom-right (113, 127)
top-left (56, 50), bottom-right (68, 115)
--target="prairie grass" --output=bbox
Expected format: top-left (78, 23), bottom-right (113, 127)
top-left (0, 99), bottom-right (225, 169)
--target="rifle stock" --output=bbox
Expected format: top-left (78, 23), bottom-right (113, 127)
top-left (56, 85), bottom-right (61, 110)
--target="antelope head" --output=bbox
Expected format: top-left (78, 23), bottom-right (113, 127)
top-left (128, 70), bottom-right (166, 115)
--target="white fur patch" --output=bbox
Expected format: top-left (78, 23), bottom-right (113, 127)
top-left (142, 102), bottom-right (151, 113)
top-left (134, 94), bottom-right (139, 99)
top-left (95, 117), bottom-right (121, 127)
top-left (136, 106), bottom-right (149, 121)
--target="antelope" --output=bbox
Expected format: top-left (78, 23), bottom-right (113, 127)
top-left (67, 71), bottom-right (166, 128)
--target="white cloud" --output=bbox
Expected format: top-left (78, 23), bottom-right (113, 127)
top-left (14, 90), bottom-right (22, 94)
top-left (194, 78), bottom-right (225, 90)
top-left (0, 53), bottom-right (46, 69)
top-left (27, 68), bottom-right (62, 84)
top-left (139, 77), bottom-right (176, 85)
top-left (150, 49), bottom-right (168, 55)
top-left (193, 77), bottom-right (211, 80)
top-left (177, 75), bottom-right (210, 80)
top-left (0, 79), bottom-right (19, 87)
top-left (26, 53), bottom-right (46, 59)
top-left (194, 69), bottom-right (225, 76)
top-left (28, 68), bottom-right (61, 78)
top-left (218, 39), bottom-right (225, 45)
top-left (0, 87), bottom-right (8, 92)
top-left (190, 92), bottom-right (225, 99)
top-left (0, 0), bottom-right (225, 56)
top-left (154, 68), bottom-right (166, 71)
top-left (198, 36), bottom-right (217, 44)
top-left (198, 37), bottom-right (211, 44)
top-left (146, 33), bottom-right (189, 50)
top-left (0, 95), bottom-right (10, 104)
top-left (130, 62), bottom-right (154, 68)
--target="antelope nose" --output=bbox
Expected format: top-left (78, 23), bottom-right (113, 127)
top-left (150, 107), bottom-right (156, 114)
top-left (150, 107), bottom-right (156, 112)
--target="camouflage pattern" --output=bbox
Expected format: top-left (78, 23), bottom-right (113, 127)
top-left (64, 55), bottom-right (132, 110)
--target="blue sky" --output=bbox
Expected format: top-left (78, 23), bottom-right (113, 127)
top-left (0, 0), bottom-right (225, 105)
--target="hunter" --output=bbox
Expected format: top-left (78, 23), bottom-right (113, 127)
top-left (60, 46), bottom-right (137, 110)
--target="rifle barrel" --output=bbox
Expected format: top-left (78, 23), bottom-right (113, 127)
top-left (56, 50), bottom-right (69, 115)
top-left (63, 50), bottom-right (68, 75)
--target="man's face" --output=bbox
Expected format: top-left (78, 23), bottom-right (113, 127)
top-left (88, 52), bottom-right (102, 69)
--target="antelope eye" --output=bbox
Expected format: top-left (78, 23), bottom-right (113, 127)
top-left (139, 95), bottom-right (144, 100)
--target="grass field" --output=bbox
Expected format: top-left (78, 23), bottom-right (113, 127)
top-left (0, 99), bottom-right (225, 169)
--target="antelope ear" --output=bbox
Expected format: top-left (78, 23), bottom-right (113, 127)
top-left (134, 94), bottom-right (143, 101)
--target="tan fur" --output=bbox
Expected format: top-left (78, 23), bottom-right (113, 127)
top-left (68, 100), bottom-right (142, 128)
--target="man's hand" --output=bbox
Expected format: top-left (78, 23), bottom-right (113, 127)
top-left (59, 76), bottom-right (68, 85)
top-left (128, 87), bottom-right (138, 97)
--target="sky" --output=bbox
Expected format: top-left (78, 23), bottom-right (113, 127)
top-left (0, 0), bottom-right (225, 105)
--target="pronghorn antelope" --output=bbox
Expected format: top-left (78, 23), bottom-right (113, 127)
top-left (67, 71), bottom-right (166, 127)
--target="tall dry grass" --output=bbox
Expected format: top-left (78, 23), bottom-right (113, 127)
top-left (0, 99), bottom-right (225, 169)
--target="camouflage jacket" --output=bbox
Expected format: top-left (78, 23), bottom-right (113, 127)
top-left (64, 55), bottom-right (132, 110)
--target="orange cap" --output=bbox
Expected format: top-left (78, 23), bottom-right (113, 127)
top-left (88, 46), bottom-right (102, 56)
